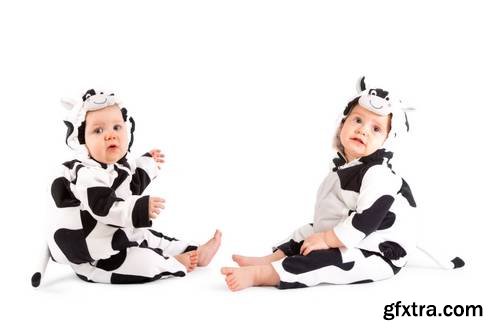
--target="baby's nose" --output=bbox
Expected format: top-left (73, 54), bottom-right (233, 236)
top-left (356, 127), bottom-right (368, 135)
top-left (105, 131), bottom-right (116, 140)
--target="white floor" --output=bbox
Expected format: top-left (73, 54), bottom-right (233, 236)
top-left (5, 239), bottom-right (495, 333)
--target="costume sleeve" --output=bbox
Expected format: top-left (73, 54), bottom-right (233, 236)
top-left (130, 152), bottom-right (159, 195)
top-left (333, 165), bottom-right (402, 248)
top-left (73, 167), bottom-right (152, 228)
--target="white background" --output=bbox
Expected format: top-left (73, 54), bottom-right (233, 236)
top-left (0, 0), bottom-right (498, 332)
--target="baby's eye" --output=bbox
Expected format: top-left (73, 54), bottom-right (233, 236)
top-left (354, 116), bottom-right (362, 124)
top-left (94, 127), bottom-right (103, 134)
top-left (113, 124), bottom-right (122, 131)
top-left (373, 126), bottom-right (381, 133)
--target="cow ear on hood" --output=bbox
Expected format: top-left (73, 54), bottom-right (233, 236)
top-left (399, 98), bottom-right (416, 113)
top-left (60, 97), bottom-right (77, 110)
top-left (356, 76), bottom-right (366, 93)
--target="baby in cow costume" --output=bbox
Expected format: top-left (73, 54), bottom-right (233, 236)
top-left (32, 89), bottom-right (221, 286)
top-left (221, 77), bottom-right (464, 291)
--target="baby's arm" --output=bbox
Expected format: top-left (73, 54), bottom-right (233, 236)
top-left (130, 149), bottom-right (164, 195)
top-left (73, 167), bottom-right (158, 228)
top-left (300, 166), bottom-right (400, 255)
top-left (332, 165), bottom-right (401, 249)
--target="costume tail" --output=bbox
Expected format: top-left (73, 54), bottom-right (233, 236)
top-left (32, 245), bottom-right (50, 287)
top-left (413, 244), bottom-right (465, 269)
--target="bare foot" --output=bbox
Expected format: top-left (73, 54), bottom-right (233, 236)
top-left (220, 265), bottom-right (279, 292)
top-left (232, 255), bottom-right (273, 267)
top-left (232, 250), bottom-right (286, 267)
top-left (175, 250), bottom-right (198, 272)
top-left (197, 230), bottom-right (222, 266)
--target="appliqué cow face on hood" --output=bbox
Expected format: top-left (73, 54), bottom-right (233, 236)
top-left (82, 89), bottom-right (117, 111)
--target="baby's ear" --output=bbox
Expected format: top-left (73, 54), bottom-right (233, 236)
top-left (60, 97), bottom-right (77, 110)
top-left (356, 76), bottom-right (366, 93)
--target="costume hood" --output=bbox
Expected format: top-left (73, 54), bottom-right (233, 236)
top-left (333, 77), bottom-right (415, 158)
top-left (61, 89), bottom-right (135, 157)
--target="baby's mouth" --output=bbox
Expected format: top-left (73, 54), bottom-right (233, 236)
top-left (107, 144), bottom-right (119, 150)
top-left (351, 138), bottom-right (365, 145)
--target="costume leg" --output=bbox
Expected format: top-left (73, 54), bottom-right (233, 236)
top-left (271, 247), bottom-right (400, 289)
top-left (130, 228), bottom-right (198, 257)
top-left (272, 223), bottom-right (314, 256)
top-left (70, 246), bottom-right (186, 284)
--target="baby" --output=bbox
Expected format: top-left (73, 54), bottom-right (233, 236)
top-left (221, 77), bottom-right (420, 290)
top-left (36, 89), bottom-right (221, 285)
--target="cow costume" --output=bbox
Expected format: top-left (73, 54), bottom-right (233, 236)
top-left (270, 77), bottom-right (464, 289)
top-left (32, 90), bottom-right (196, 287)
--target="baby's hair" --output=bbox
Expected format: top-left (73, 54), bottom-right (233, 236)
top-left (342, 97), bottom-right (360, 116)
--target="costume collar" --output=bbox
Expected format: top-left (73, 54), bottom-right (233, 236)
top-left (332, 148), bottom-right (393, 171)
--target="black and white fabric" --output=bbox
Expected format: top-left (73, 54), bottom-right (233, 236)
top-left (40, 90), bottom-right (197, 285)
top-left (48, 155), bottom-right (197, 283)
top-left (270, 77), bottom-right (428, 289)
top-left (273, 224), bottom-right (401, 289)
top-left (272, 148), bottom-right (415, 289)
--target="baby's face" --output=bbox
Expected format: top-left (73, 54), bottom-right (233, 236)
top-left (84, 105), bottom-right (128, 164)
top-left (339, 104), bottom-right (390, 162)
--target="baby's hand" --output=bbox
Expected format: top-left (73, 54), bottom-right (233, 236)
top-left (149, 149), bottom-right (165, 169)
top-left (300, 232), bottom-right (330, 256)
top-left (149, 196), bottom-right (165, 219)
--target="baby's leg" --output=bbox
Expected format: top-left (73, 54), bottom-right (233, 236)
top-left (272, 248), bottom-right (399, 289)
top-left (134, 228), bottom-right (221, 267)
top-left (132, 228), bottom-right (198, 257)
top-left (233, 223), bottom-right (314, 266)
top-left (232, 249), bottom-right (286, 267)
top-left (220, 265), bottom-right (280, 291)
top-left (71, 247), bottom-right (187, 284)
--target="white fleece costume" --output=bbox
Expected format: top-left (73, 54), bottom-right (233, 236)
top-left (33, 90), bottom-right (196, 286)
top-left (271, 77), bottom-right (464, 289)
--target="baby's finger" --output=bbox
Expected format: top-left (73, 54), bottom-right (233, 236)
top-left (153, 204), bottom-right (164, 211)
